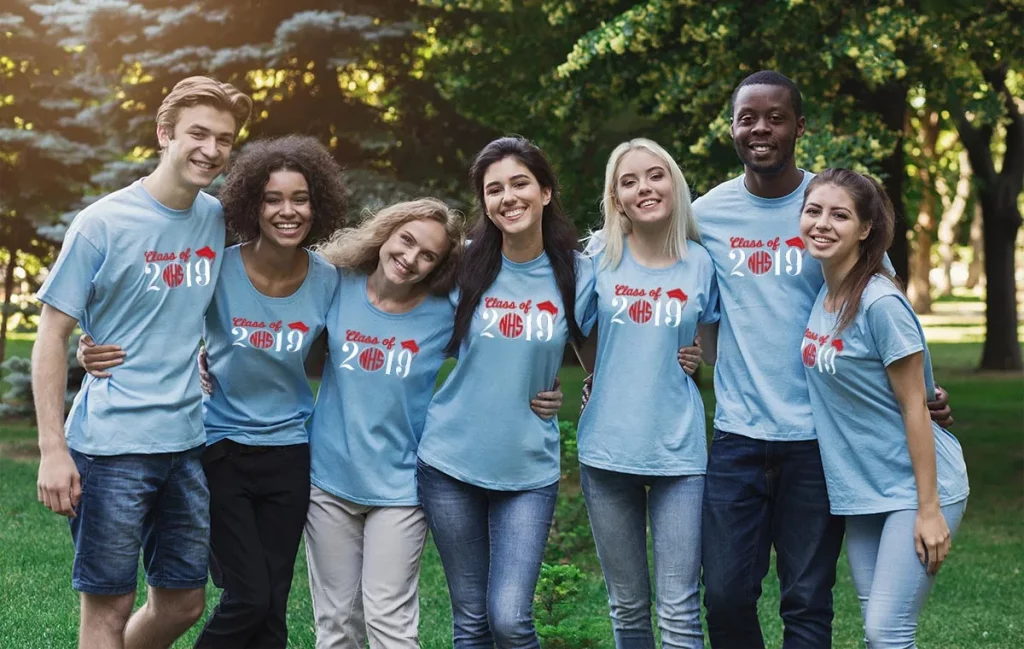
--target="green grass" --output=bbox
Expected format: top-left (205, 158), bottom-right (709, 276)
top-left (1, 335), bottom-right (1022, 647)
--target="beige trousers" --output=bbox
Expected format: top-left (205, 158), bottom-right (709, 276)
top-left (305, 485), bottom-right (428, 649)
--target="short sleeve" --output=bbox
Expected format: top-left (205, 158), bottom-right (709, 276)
top-left (36, 230), bottom-right (104, 321)
top-left (866, 295), bottom-right (925, 366)
top-left (574, 253), bottom-right (598, 335)
top-left (699, 268), bottom-right (721, 325)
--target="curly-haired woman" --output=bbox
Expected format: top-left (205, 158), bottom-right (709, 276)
top-left (80, 134), bottom-right (347, 649)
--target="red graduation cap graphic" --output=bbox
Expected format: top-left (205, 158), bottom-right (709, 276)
top-left (537, 301), bottom-right (559, 315)
top-left (400, 339), bottom-right (420, 354)
top-left (667, 288), bottom-right (688, 302)
top-left (831, 339), bottom-right (844, 352)
top-left (288, 321), bottom-right (310, 333)
top-left (196, 246), bottom-right (217, 259)
top-left (785, 236), bottom-right (805, 249)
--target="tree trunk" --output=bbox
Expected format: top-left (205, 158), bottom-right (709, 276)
top-left (956, 65), bottom-right (1023, 371)
top-left (880, 87), bottom-right (909, 282)
top-left (978, 189), bottom-right (1022, 370)
top-left (0, 247), bottom-right (17, 366)
top-left (965, 203), bottom-right (984, 290)
top-left (935, 149), bottom-right (971, 296)
top-left (908, 111), bottom-right (940, 314)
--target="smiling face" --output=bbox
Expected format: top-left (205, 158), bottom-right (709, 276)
top-left (258, 169), bottom-right (313, 249)
top-left (157, 104), bottom-right (237, 190)
top-left (731, 84), bottom-right (805, 175)
top-left (800, 183), bottom-right (871, 265)
top-left (482, 156), bottom-right (551, 238)
top-left (377, 218), bottom-right (450, 287)
top-left (614, 148), bottom-right (675, 228)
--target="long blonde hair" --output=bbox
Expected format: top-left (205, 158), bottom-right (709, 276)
top-left (314, 198), bottom-right (465, 295)
top-left (593, 138), bottom-right (700, 270)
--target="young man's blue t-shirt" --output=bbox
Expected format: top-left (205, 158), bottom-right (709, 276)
top-left (802, 275), bottom-right (969, 515)
top-left (577, 239), bottom-right (719, 475)
top-left (695, 172), bottom-right (823, 441)
top-left (308, 271), bottom-right (454, 506)
top-left (203, 245), bottom-right (338, 447)
top-left (417, 252), bottom-right (596, 490)
top-left (37, 179), bottom-right (225, 455)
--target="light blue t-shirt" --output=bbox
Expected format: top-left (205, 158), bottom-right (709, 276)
top-left (309, 271), bottom-right (455, 506)
top-left (803, 276), bottom-right (969, 515)
top-left (203, 245), bottom-right (337, 447)
top-left (417, 252), bottom-right (597, 490)
top-left (37, 179), bottom-right (225, 455)
top-left (695, 172), bottom-right (825, 441)
top-left (577, 239), bottom-right (720, 475)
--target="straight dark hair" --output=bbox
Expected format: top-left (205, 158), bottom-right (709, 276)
top-left (804, 168), bottom-right (898, 333)
top-left (446, 136), bottom-right (583, 355)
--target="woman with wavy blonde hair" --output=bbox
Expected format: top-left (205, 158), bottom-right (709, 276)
top-left (578, 138), bottom-right (719, 648)
top-left (306, 197), bottom-right (563, 648)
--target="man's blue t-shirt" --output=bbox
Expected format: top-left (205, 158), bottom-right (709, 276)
top-left (577, 239), bottom-right (719, 475)
top-left (417, 252), bottom-right (596, 490)
top-left (803, 275), bottom-right (969, 515)
top-left (308, 271), bottom-right (454, 506)
top-left (695, 172), bottom-right (824, 441)
top-left (37, 179), bottom-right (225, 455)
top-left (203, 245), bottom-right (338, 447)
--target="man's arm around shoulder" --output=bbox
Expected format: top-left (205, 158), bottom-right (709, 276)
top-left (33, 304), bottom-right (81, 518)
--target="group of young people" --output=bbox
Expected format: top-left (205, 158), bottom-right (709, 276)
top-left (32, 69), bottom-right (968, 649)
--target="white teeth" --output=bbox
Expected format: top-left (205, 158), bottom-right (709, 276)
top-left (503, 208), bottom-right (525, 218)
top-left (192, 160), bottom-right (215, 169)
top-left (639, 199), bottom-right (658, 208)
top-left (812, 236), bottom-right (833, 244)
top-left (274, 223), bottom-right (300, 230)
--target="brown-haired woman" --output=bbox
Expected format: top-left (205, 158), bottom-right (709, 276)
top-left (798, 169), bottom-right (969, 647)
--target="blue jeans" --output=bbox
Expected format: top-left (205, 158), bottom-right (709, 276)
top-left (580, 465), bottom-right (704, 649)
top-left (701, 431), bottom-right (844, 649)
top-left (417, 460), bottom-right (557, 649)
top-left (68, 446), bottom-right (210, 595)
top-left (846, 501), bottom-right (967, 648)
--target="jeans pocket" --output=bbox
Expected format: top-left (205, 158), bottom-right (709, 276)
top-left (711, 429), bottom-right (731, 442)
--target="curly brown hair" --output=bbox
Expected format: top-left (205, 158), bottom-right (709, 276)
top-left (219, 135), bottom-right (348, 246)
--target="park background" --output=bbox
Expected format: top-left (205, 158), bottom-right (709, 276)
top-left (0, 0), bottom-right (1021, 647)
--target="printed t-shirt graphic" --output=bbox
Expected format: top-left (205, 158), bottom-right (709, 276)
top-left (37, 179), bottom-right (225, 455)
top-left (309, 271), bottom-right (455, 506)
top-left (203, 245), bottom-right (338, 447)
top-left (802, 275), bottom-right (969, 515)
top-left (577, 239), bottom-right (720, 475)
top-left (417, 252), bottom-right (597, 490)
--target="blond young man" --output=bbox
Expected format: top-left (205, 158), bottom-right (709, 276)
top-left (33, 76), bottom-right (252, 649)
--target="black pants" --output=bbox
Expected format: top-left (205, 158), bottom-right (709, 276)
top-left (194, 441), bottom-right (310, 649)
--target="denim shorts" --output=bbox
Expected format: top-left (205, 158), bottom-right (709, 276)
top-left (68, 445), bottom-right (210, 595)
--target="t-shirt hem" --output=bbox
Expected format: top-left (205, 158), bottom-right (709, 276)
top-left (310, 476), bottom-right (419, 507)
top-left (417, 451), bottom-right (560, 491)
top-left (831, 489), bottom-right (970, 516)
top-left (579, 457), bottom-right (706, 476)
top-left (67, 438), bottom-right (207, 456)
top-left (712, 418), bottom-right (817, 442)
top-left (37, 292), bottom-right (85, 322)
top-left (206, 431), bottom-right (309, 446)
